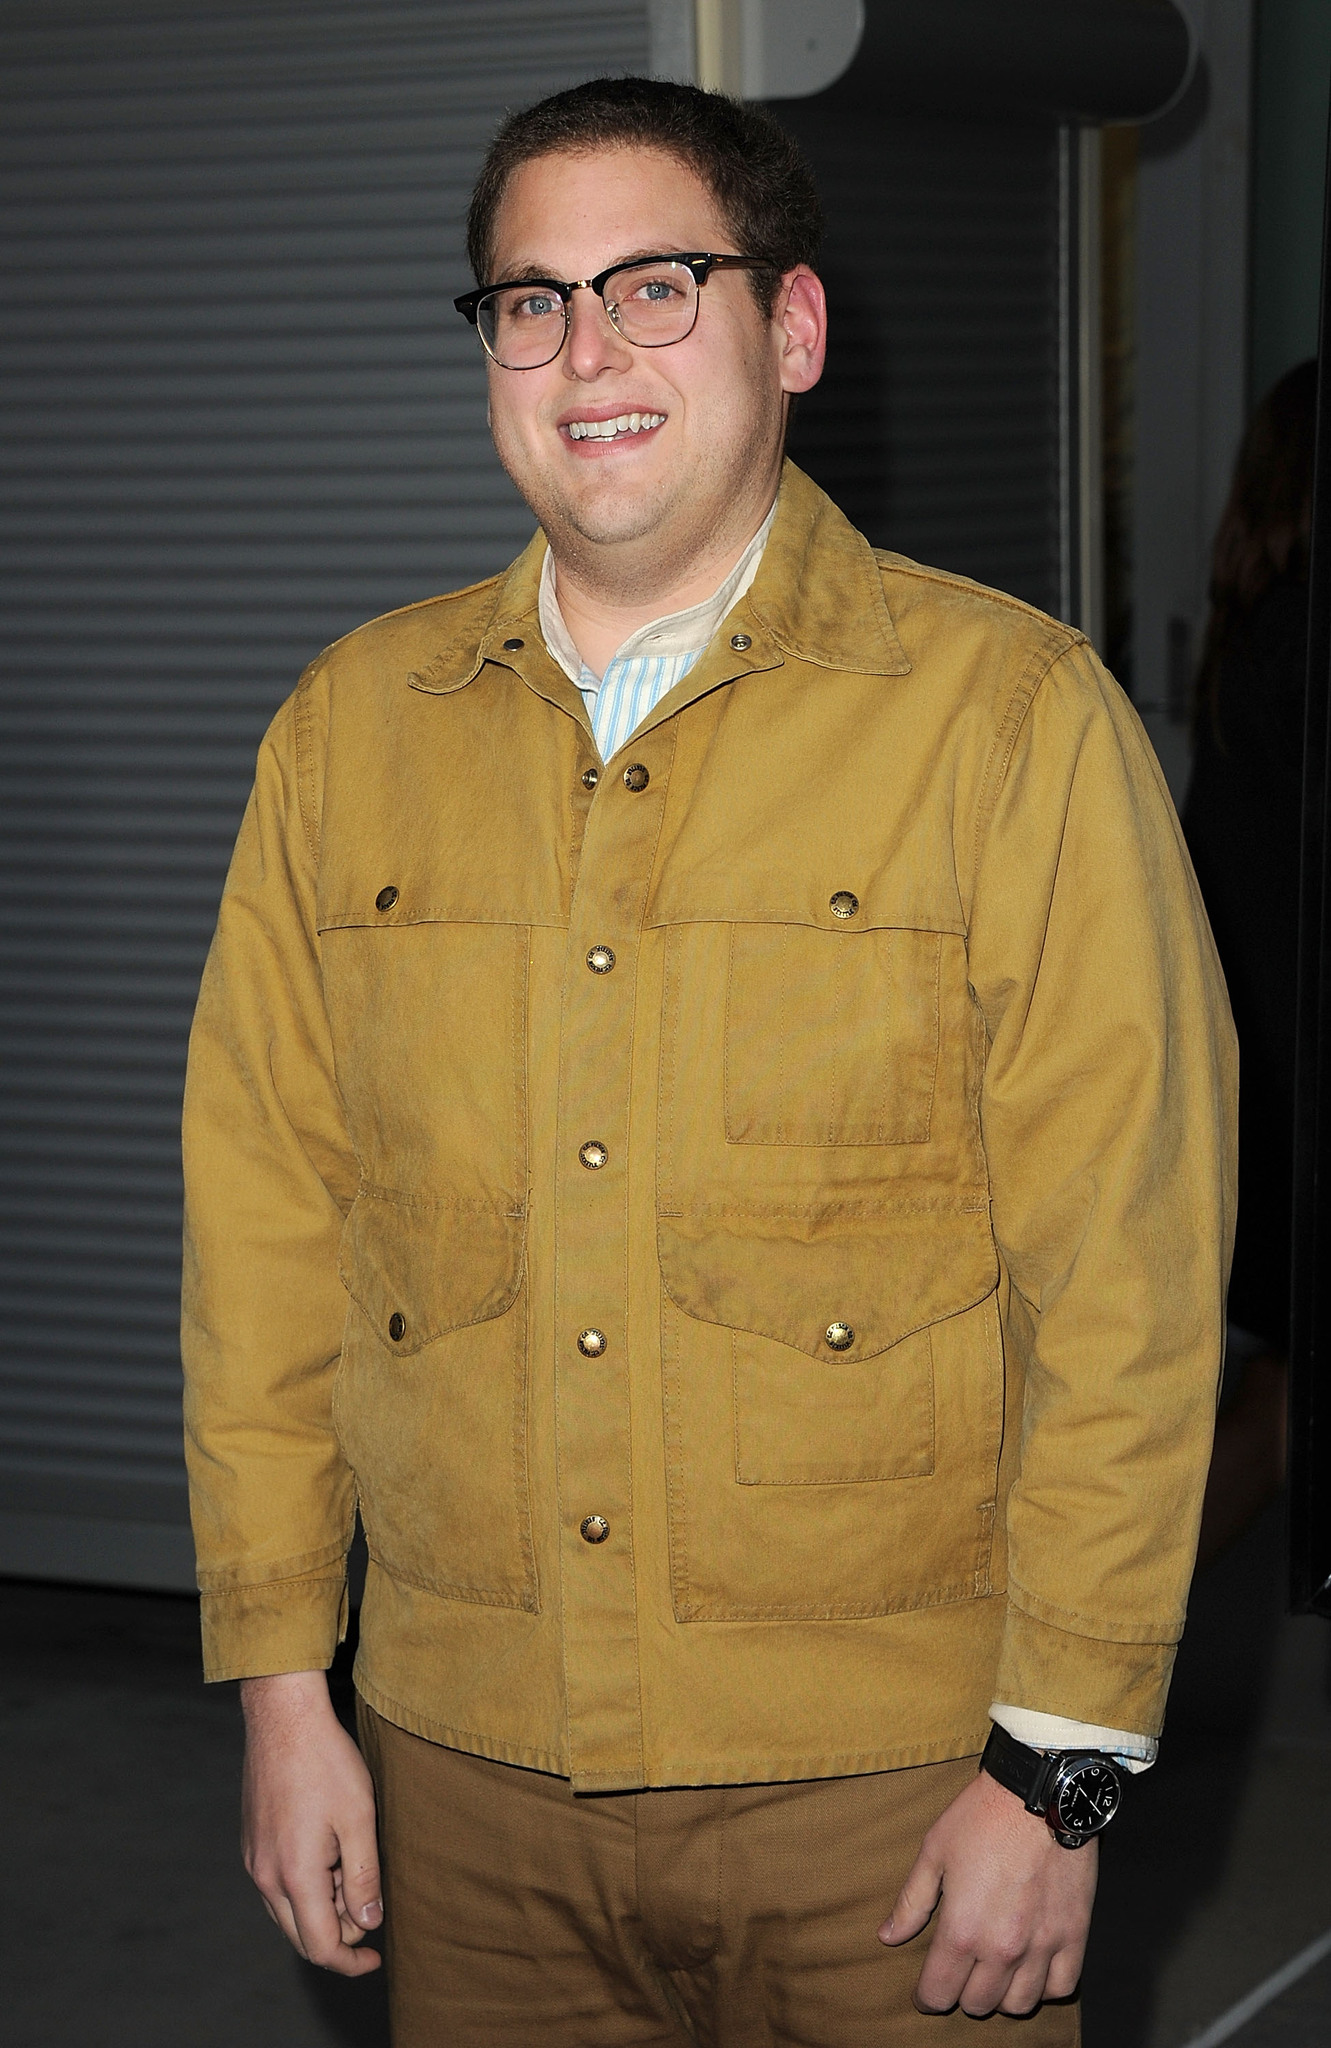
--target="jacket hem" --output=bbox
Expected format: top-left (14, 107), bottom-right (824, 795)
top-left (353, 1670), bottom-right (568, 1778)
top-left (353, 1667), bottom-right (989, 1789)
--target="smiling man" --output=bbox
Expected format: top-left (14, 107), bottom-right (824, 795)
top-left (182, 76), bottom-right (1235, 2046)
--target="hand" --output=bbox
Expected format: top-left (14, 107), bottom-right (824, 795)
top-left (878, 1765), bottom-right (1097, 2016)
top-left (240, 1669), bottom-right (383, 1976)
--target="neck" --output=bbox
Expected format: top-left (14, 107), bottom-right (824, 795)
top-left (548, 499), bottom-right (776, 678)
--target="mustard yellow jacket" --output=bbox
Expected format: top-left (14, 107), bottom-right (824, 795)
top-left (182, 463), bottom-right (1236, 1792)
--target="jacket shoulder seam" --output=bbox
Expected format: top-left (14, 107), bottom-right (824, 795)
top-left (873, 549), bottom-right (1089, 638)
top-left (970, 641), bottom-right (1079, 891)
top-left (292, 668), bottom-right (322, 865)
top-left (308, 573), bottom-right (507, 671)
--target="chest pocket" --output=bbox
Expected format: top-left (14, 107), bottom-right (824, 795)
top-left (725, 921), bottom-right (939, 1147)
top-left (658, 915), bottom-right (995, 1365)
top-left (656, 913), bottom-right (1001, 1623)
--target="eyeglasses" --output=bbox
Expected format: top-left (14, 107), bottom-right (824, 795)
top-left (453, 251), bottom-right (772, 370)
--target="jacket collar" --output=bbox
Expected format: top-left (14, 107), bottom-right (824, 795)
top-left (744, 461), bottom-right (910, 677)
top-left (404, 459), bottom-right (911, 709)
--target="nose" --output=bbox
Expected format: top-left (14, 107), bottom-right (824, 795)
top-left (564, 284), bottom-right (633, 380)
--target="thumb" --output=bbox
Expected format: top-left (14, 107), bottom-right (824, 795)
top-left (878, 1849), bottom-right (942, 1946)
top-left (338, 1831), bottom-right (384, 1934)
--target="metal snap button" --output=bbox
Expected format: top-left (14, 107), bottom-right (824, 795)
top-left (730, 632), bottom-right (752, 651)
top-left (388, 1312), bottom-right (406, 1341)
top-left (375, 885), bottom-right (399, 912)
top-left (586, 945), bottom-right (616, 974)
top-left (502, 636), bottom-right (524, 650)
top-left (829, 891), bottom-right (860, 920)
top-left (578, 1141), bottom-right (609, 1170)
top-left (577, 1328), bottom-right (607, 1357)
top-left (580, 1514), bottom-right (610, 1543)
top-left (622, 763), bottom-right (650, 791)
top-left (824, 1321), bottom-right (855, 1351)
top-left (581, 766), bottom-right (600, 790)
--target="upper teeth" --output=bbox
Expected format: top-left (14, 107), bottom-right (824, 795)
top-left (567, 412), bottom-right (666, 440)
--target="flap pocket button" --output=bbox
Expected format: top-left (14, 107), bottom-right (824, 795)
top-left (375, 885), bottom-right (399, 912)
top-left (388, 1312), bottom-right (406, 1341)
top-left (824, 1321), bottom-right (855, 1351)
top-left (829, 891), bottom-right (859, 919)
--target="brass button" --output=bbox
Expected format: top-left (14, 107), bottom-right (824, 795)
top-left (586, 944), bottom-right (616, 974)
top-left (375, 885), bottom-right (399, 912)
top-left (577, 1328), bottom-right (607, 1357)
top-left (581, 766), bottom-right (600, 790)
top-left (580, 1514), bottom-right (610, 1544)
top-left (502, 636), bottom-right (524, 650)
top-left (829, 891), bottom-right (860, 920)
top-left (578, 1140), bottom-right (609, 1170)
top-left (824, 1321), bottom-right (855, 1351)
top-left (623, 762), bottom-right (650, 792)
top-left (730, 632), bottom-right (752, 651)
top-left (388, 1312), bottom-right (406, 1342)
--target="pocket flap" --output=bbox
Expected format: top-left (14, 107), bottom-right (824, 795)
top-left (339, 1189), bottom-right (524, 1356)
top-left (657, 1205), bottom-right (997, 1361)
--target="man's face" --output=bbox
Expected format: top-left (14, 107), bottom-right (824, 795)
top-left (481, 146), bottom-right (815, 581)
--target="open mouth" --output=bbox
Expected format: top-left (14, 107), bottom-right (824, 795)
top-left (564, 411), bottom-right (667, 442)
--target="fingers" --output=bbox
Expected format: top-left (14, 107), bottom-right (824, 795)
top-left (285, 1863), bottom-right (383, 1976)
top-left (913, 1940), bottom-right (1083, 2019)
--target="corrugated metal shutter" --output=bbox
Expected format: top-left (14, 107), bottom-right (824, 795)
top-left (0, 5), bottom-right (1083, 1594)
top-left (775, 97), bottom-right (1066, 616)
top-left (0, 0), bottom-right (651, 1590)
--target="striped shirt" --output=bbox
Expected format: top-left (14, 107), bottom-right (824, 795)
top-left (537, 502), bottom-right (777, 761)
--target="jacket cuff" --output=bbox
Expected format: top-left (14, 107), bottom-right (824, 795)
top-left (994, 1600), bottom-right (1176, 1737)
top-left (199, 1569), bottom-right (348, 1683)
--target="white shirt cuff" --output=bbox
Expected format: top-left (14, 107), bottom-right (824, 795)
top-left (989, 1702), bottom-right (1158, 1774)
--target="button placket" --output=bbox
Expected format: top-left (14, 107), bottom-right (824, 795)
top-left (552, 719), bottom-right (677, 1790)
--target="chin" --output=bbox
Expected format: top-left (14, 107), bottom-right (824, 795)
top-left (553, 477), bottom-right (676, 551)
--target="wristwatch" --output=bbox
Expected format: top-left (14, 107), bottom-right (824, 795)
top-left (980, 1723), bottom-right (1124, 1848)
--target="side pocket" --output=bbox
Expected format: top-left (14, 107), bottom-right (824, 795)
top-left (335, 1280), bottom-right (537, 1612)
top-left (734, 1326), bottom-right (934, 1484)
top-left (725, 923), bottom-right (940, 1146)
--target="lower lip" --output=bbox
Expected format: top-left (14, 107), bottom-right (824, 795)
top-left (560, 420), bottom-right (665, 455)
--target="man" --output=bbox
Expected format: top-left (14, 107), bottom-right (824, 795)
top-left (182, 77), bottom-right (1235, 2045)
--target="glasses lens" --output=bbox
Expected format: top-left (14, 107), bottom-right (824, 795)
top-left (478, 285), bottom-right (567, 367)
top-left (605, 261), bottom-right (698, 347)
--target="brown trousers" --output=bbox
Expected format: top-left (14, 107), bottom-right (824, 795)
top-left (357, 1702), bottom-right (1081, 2047)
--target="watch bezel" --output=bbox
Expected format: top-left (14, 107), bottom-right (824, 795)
top-left (1044, 1752), bottom-right (1123, 1846)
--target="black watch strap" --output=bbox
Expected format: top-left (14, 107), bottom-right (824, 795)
top-left (981, 1721), bottom-right (1060, 1812)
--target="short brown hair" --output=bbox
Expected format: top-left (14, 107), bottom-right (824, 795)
top-left (466, 74), bottom-right (822, 319)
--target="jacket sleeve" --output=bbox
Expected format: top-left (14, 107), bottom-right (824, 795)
top-left (966, 639), bottom-right (1237, 1736)
top-left (181, 666), bottom-right (361, 1682)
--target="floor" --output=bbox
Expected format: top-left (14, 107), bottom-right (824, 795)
top-left (8, 1496), bottom-right (1329, 2047)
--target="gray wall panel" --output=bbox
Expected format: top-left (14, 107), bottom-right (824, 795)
top-left (0, 0), bottom-right (650, 1589)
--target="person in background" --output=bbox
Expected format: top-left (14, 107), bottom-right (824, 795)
top-left (1184, 357), bottom-right (1316, 1564)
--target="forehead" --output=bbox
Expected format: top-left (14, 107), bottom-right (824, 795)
top-left (490, 146), bottom-right (730, 275)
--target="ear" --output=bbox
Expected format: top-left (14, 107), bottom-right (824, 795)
top-left (774, 266), bottom-right (827, 395)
